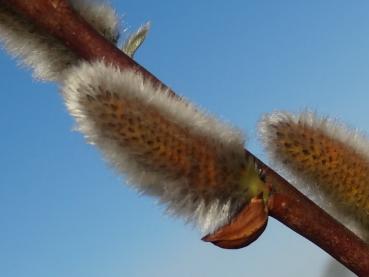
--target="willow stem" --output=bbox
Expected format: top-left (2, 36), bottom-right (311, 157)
top-left (1, 0), bottom-right (368, 275)
top-left (247, 151), bottom-right (369, 276)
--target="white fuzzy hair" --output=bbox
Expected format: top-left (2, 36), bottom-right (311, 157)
top-left (0, 0), bottom-right (120, 81)
top-left (258, 110), bottom-right (369, 240)
top-left (62, 60), bottom-right (246, 234)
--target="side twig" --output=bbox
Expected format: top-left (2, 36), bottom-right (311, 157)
top-left (1, 0), bottom-right (368, 275)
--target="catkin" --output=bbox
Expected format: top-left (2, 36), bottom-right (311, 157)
top-left (259, 111), bottom-right (369, 240)
top-left (62, 61), bottom-right (262, 233)
top-left (0, 0), bottom-right (120, 81)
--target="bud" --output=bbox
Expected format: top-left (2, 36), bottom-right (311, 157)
top-left (122, 22), bottom-right (150, 58)
top-left (62, 60), bottom-right (267, 233)
top-left (259, 111), bottom-right (369, 240)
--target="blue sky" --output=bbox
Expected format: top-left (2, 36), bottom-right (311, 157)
top-left (1, 1), bottom-right (367, 276)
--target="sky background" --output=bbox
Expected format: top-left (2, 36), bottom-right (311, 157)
top-left (0, 0), bottom-right (368, 276)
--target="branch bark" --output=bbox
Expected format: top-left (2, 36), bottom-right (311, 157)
top-left (1, 0), bottom-right (368, 275)
top-left (249, 151), bottom-right (369, 276)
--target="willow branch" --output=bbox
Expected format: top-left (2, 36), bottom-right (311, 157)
top-left (248, 151), bottom-right (369, 276)
top-left (1, 0), bottom-right (368, 275)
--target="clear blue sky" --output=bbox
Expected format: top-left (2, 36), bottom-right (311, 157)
top-left (1, 1), bottom-right (367, 276)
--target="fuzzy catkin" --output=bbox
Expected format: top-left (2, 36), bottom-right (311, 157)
top-left (0, 0), bottom-right (120, 81)
top-left (62, 60), bottom-right (257, 233)
top-left (259, 111), bottom-right (369, 240)
top-left (71, 0), bottom-right (120, 44)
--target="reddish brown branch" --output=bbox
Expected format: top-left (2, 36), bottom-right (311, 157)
top-left (1, 0), bottom-right (368, 275)
top-left (249, 151), bottom-right (369, 276)
top-left (268, 193), bottom-right (369, 276)
top-left (1, 0), bottom-right (170, 92)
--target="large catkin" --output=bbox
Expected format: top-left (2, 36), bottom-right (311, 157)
top-left (259, 111), bottom-right (369, 240)
top-left (62, 61), bottom-right (263, 233)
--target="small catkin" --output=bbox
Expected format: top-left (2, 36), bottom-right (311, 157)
top-left (62, 61), bottom-right (262, 233)
top-left (0, 0), bottom-right (120, 81)
top-left (259, 111), bottom-right (369, 240)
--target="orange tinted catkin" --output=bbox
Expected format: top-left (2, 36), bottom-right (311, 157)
top-left (259, 111), bottom-right (369, 240)
top-left (63, 61), bottom-right (266, 233)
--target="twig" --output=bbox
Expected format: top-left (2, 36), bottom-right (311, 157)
top-left (1, 0), bottom-right (368, 275)
top-left (250, 151), bottom-right (369, 276)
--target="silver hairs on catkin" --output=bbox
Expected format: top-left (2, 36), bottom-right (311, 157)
top-left (0, 0), bottom-right (120, 81)
top-left (62, 60), bottom-right (258, 234)
top-left (259, 111), bottom-right (369, 241)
